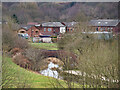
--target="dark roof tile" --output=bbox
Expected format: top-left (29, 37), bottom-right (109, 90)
top-left (21, 25), bottom-right (32, 30)
top-left (89, 19), bottom-right (119, 26)
top-left (42, 22), bottom-right (65, 27)
top-left (63, 22), bottom-right (78, 27)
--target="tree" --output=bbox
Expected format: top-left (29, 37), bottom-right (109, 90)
top-left (2, 16), bottom-right (28, 51)
top-left (12, 14), bottom-right (19, 24)
top-left (24, 48), bottom-right (45, 71)
top-left (57, 22), bottom-right (119, 88)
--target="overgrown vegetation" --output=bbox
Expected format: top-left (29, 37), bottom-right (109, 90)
top-left (2, 16), bottom-right (28, 52)
top-left (2, 55), bottom-right (70, 88)
top-left (57, 22), bottom-right (119, 88)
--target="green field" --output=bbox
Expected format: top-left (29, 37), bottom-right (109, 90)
top-left (30, 43), bottom-right (58, 50)
top-left (2, 56), bottom-right (68, 88)
top-left (2, 56), bottom-right (82, 88)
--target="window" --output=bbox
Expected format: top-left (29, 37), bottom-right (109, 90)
top-left (20, 31), bottom-right (25, 33)
top-left (105, 22), bottom-right (108, 24)
top-left (67, 29), bottom-right (69, 32)
top-left (48, 28), bottom-right (52, 32)
top-left (110, 28), bottom-right (113, 32)
top-left (100, 28), bottom-right (103, 31)
top-left (104, 28), bottom-right (106, 31)
top-left (98, 22), bottom-right (101, 24)
top-left (53, 30), bottom-right (55, 33)
top-left (71, 29), bottom-right (72, 31)
top-left (36, 31), bottom-right (39, 34)
top-left (44, 28), bottom-right (46, 32)
top-left (96, 27), bottom-right (98, 31)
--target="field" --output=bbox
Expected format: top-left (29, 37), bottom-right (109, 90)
top-left (30, 43), bottom-right (58, 50)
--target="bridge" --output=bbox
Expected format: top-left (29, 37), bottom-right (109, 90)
top-left (40, 50), bottom-right (77, 62)
top-left (11, 48), bottom-right (78, 70)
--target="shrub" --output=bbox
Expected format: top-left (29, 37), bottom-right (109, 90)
top-left (24, 48), bottom-right (45, 71)
top-left (13, 37), bottom-right (29, 49)
top-left (51, 38), bottom-right (57, 43)
top-left (57, 22), bottom-right (119, 88)
top-left (2, 16), bottom-right (28, 51)
top-left (2, 28), bottom-right (15, 51)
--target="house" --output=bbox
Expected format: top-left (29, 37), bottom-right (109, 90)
top-left (18, 22), bottom-right (67, 38)
top-left (18, 24), bottom-right (42, 37)
top-left (41, 22), bottom-right (66, 35)
top-left (27, 24), bottom-right (42, 37)
top-left (18, 25), bottom-right (32, 34)
top-left (89, 19), bottom-right (120, 34)
top-left (18, 22), bottom-right (39, 34)
top-left (62, 22), bottom-right (78, 33)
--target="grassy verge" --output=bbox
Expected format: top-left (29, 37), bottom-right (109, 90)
top-left (2, 56), bottom-right (82, 88)
top-left (29, 43), bottom-right (58, 50)
top-left (2, 56), bottom-right (65, 88)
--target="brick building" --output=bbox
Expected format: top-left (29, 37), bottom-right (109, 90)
top-left (18, 22), bottom-right (66, 38)
top-left (89, 19), bottom-right (120, 34)
top-left (62, 22), bottom-right (78, 33)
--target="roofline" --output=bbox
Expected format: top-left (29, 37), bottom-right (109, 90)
top-left (90, 19), bottom-right (119, 21)
top-left (42, 26), bottom-right (65, 27)
top-left (19, 27), bottom-right (27, 30)
top-left (89, 19), bottom-right (119, 27)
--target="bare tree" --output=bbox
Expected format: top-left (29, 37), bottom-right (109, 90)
top-left (2, 16), bottom-right (32, 88)
top-left (56, 22), bottom-right (119, 88)
top-left (24, 48), bottom-right (45, 71)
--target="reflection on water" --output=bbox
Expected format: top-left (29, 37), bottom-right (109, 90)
top-left (40, 62), bottom-right (59, 79)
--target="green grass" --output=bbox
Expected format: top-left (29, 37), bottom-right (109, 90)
top-left (2, 56), bottom-right (67, 88)
top-left (2, 56), bottom-right (82, 88)
top-left (30, 43), bottom-right (59, 50)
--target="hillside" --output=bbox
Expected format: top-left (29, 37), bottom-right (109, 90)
top-left (2, 56), bottom-right (68, 88)
top-left (2, 2), bottom-right (118, 24)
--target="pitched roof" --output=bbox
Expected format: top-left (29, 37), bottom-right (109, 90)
top-left (27, 22), bottom-right (39, 25)
top-left (42, 22), bottom-right (65, 27)
top-left (35, 24), bottom-right (41, 27)
top-left (21, 25), bottom-right (32, 30)
top-left (63, 22), bottom-right (77, 27)
top-left (89, 19), bottom-right (119, 26)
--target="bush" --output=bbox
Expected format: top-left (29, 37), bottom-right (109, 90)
top-left (2, 29), bottom-right (15, 51)
top-left (13, 37), bottom-right (29, 49)
top-left (2, 16), bottom-right (29, 51)
top-left (24, 48), bottom-right (45, 71)
top-left (51, 38), bottom-right (57, 43)
top-left (57, 22), bottom-right (119, 88)
top-left (2, 29), bottom-right (29, 51)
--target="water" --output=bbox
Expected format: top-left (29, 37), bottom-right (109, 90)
top-left (40, 62), bottom-right (60, 79)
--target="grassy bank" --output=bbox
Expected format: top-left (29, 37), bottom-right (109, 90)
top-left (2, 56), bottom-right (67, 88)
top-left (2, 56), bottom-right (82, 88)
top-left (30, 43), bottom-right (58, 50)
